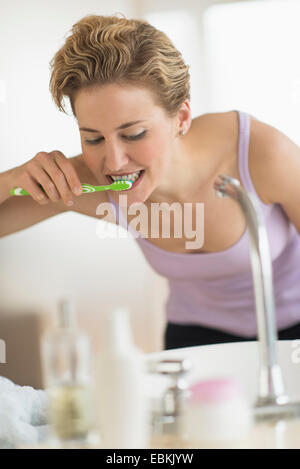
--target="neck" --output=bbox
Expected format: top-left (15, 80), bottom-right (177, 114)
top-left (150, 136), bottom-right (213, 205)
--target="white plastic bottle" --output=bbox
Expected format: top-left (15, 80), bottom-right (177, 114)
top-left (96, 307), bottom-right (150, 449)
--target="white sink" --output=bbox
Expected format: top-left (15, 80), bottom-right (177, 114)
top-left (146, 340), bottom-right (300, 403)
top-left (145, 340), bottom-right (300, 448)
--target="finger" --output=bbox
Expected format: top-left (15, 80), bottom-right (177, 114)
top-left (35, 154), bottom-right (74, 206)
top-left (21, 172), bottom-right (50, 204)
top-left (52, 152), bottom-right (82, 196)
top-left (29, 163), bottom-right (61, 203)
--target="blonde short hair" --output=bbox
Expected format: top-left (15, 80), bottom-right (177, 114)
top-left (49, 14), bottom-right (190, 118)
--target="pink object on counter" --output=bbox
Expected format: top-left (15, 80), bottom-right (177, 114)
top-left (189, 378), bottom-right (242, 404)
top-left (182, 376), bottom-right (252, 442)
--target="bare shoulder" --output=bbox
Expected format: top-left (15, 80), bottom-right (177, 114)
top-left (190, 110), bottom-right (239, 155)
top-left (192, 110), bottom-right (239, 134)
top-left (248, 112), bottom-right (289, 150)
top-left (67, 154), bottom-right (113, 220)
top-left (191, 111), bottom-right (292, 205)
top-left (247, 114), bottom-right (296, 205)
top-left (208, 111), bottom-right (280, 205)
top-left (247, 114), bottom-right (300, 234)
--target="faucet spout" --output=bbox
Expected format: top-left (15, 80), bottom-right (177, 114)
top-left (213, 174), bottom-right (289, 410)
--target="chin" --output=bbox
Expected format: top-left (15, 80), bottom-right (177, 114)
top-left (126, 192), bottom-right (149, 205)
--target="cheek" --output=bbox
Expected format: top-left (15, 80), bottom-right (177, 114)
top-left (140, 138), bottom-right (170, 167)
top-left (82, 148), bottom-right (101, 172)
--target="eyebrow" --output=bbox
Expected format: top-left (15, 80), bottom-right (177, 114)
top-left (79, 120), bottom-right (146, 133)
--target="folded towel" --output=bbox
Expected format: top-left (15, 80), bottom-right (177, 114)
top-left (0, 376), bottom-right (49, 449)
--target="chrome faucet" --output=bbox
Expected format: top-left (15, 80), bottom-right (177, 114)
top-left (147, 358), bottom-right (192, 435)
top-left (214, 174), bottom-right (300, 421)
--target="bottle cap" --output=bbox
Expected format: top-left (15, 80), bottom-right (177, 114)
top-left (57, 298), bottom-right (76, 329)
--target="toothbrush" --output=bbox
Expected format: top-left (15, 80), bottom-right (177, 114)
top-left (10, 180), bottom-right (133, 196)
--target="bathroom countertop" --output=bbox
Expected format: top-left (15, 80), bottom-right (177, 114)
top-left (20, 341), bottom-right (300, 449)
top-left (149, 419), bottom-right (300, 449)
top-left (20, 419), bottom-right (300, 449)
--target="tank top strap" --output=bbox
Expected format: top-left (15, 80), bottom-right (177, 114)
top-left (237, 110), bottom-right (251, 190)
top-left (237, 110), bottom-right (269, 207)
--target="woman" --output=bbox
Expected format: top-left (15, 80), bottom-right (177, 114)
top-left (1, 14), bottom-right (300, 349)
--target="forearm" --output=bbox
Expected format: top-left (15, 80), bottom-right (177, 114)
top-left (0, 155), bottom-right (84, 239)
top-left (0, 165), bottom-right (67, 238)
top-left (0, 168), bottom-right (14, 205)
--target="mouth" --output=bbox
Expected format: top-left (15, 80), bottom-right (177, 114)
top-left (106, 170), bottom-right (145, 190)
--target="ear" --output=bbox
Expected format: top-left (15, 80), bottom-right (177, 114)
top-left (176, 99), bottom-right (192, 134)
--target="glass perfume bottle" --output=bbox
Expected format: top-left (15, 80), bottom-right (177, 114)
top-left (41, 299), bottom-right (94, 447)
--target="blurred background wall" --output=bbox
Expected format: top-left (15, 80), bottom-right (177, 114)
top-left (1, 0), bottom-right (300, 387)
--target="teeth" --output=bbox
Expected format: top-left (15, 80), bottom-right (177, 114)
top-left (110, 171), bottom-right (142, 182)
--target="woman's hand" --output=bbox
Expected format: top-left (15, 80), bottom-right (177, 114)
top-left (12, 150), bottom-right (83, 207)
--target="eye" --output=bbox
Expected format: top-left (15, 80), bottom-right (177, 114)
top-left (84, 130), bottom-right (147, 145)
top-left (126, 130), bottom-right (147, 141)
top-left (84, 137), bottom-right (104, 145)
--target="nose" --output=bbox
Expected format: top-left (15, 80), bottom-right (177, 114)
top-left (104, 140), bottom-right (129, 172)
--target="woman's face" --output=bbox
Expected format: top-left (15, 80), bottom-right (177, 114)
top-left (74, 83), bottom-right (182, 203)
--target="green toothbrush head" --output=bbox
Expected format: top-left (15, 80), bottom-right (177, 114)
top-left (110, 180), bottom-right (133, 191)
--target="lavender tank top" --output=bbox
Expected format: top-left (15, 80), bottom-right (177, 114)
top-left (107, 110), bottom-right (300, 336)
